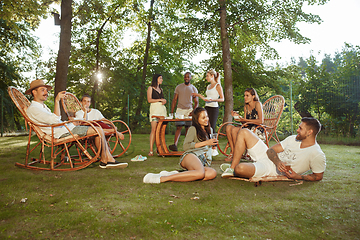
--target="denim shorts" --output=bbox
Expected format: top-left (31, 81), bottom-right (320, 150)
top-left (179, 152), bottom-right (211, 168)
top-left (59, 126), bottom-right (89, 138)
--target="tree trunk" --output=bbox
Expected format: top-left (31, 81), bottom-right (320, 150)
top-left (54, 0), bottom-right (72, 120)
top-left (133, 0), bottom-right (154, 126)
top-left (219, 0), bottom-right (233, 123)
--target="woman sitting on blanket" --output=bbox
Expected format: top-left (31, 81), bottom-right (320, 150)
top-left (225, 88), bottom-right (264, 162)
top-left (143, 107), bottom-right (218, 184)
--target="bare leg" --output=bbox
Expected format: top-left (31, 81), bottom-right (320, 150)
top-left (230, 128), bottom-right (259, 169)
top-left (160, 154), bottom-right (217, 182)
top-left (149, 121), bottom-right (158, 154)
top-left (234, 162), bottom-right (256, 178)
top-left (226, 125), bottom-right (241, 155)
top-left (87, 127), bottom-right (116, 164)
top-left (173, 125), bottom-right (183, 146)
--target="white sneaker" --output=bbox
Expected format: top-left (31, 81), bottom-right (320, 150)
top-left (220, 163), bottom-right (231, 172)
top-left (212, 149), bottom-right (219, 156)
top-left (143, 173), bottom-right (161, 184)
top-left (221, 168), bottom-right (234, 178)
top-left (159, 170), bottom-right (179, 176)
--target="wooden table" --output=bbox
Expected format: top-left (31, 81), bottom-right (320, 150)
top-left (153, 116), bottom-right (192, 156)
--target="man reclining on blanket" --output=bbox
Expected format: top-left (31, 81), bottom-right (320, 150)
top-left (25, 79), bottom-right (128, 169)
top-left (221, 117), bottom-right (326, 181)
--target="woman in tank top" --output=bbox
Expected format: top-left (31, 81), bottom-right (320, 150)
top-left (224, 88), bottom-right (264, 161)
top-left (147, 74), bottom-right (167, 156)
top-left (192, 69), bottom-right (224, 156)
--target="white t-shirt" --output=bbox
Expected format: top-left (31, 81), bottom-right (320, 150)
top-left (75, 109), bottom-right (104, 121)
top-left (278, 135), bottom-right (326, 174)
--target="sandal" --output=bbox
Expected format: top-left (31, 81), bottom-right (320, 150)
top-left (148, 151), bottom-right (154, 156)
top-left (224, 153), bottom-right (233, 162)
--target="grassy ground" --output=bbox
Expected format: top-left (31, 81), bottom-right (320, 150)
top-left (0, 134), bottom-right (359, 239)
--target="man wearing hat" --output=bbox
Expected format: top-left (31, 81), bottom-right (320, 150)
top-left (25, 79), bottom-right (128, 169)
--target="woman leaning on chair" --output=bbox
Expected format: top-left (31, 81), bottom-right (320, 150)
top-left (147, 74), bottom-right (167, 156)
top-left (143, 107), bottom-right (218, 184)
top-left (225, 88), bottom-right (264, 161)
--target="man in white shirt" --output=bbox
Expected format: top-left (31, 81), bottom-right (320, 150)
top-left (221, 117), bottom-right (326, 181)
top-left (25, 79), bottom-right (127, 169)
top-left (75, 94), bottom-right (124, 140)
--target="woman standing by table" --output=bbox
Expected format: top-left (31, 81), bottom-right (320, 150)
top-left (147, 74), bottom-right (167, 156)
top-left (143, 107), bottom-right (218, 183)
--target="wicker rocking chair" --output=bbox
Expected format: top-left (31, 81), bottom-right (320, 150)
top-left (8, 86), bottom-right (102, 171)
top-left (61, 92), bottom-right (132, 158)
top-left (217, 95), bottom-right (285, 157)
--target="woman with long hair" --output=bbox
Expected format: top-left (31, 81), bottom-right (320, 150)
top-left (192, 69), bottom-right (224, 133)
top-left (143, 107), bottom-right (218, 183)
top-left (147, 74), bottom-right (167, 156)
top-left (192, 69), bottom-right (224, 156)
top-left (224, 88), bottom-right (264, 161)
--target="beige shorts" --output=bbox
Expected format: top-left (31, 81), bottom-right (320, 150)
top-left (247, 140), bottom-right (278, 178)
top-left (149, 102), bottom-right (167, 122)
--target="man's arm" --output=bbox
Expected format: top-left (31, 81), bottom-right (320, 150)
top-left (54, 91), bottom-right (66, 117)
top-left (285, 171), bottom-right (324, 181)
top-left (266, 143), bottom-right (284, 169)
top-left (171, 93), bottom-right (178, 113)
top-left (192, 95), bottom-right (199, 110)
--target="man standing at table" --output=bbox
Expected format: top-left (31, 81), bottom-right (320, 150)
top-left (168, 72), bottom-right (199, 151)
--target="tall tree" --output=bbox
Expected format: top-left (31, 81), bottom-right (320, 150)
top-left (219, 0), bottom-right (233, 122)
top-left (54, 0), bottom-right (72, 117)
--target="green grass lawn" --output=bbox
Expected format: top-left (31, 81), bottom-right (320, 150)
top-left (0, 134), bottom-right (359, 239)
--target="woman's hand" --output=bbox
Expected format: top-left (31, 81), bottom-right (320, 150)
top-left (161, 99), bottom-right (166, 105)
top-left (231, 110), bottom-right (240, 117)
top-left (192, 93), bottom-right (206, 101)
top-left (206, 138), bottom-right (218, 146)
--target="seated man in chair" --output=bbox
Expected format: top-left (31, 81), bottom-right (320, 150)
top-left (25, 79), bottom-right (128, 169)
top-left (221, 117), bottom-right (326, 181)
top-left (74, 93), bottom-right (124, 140)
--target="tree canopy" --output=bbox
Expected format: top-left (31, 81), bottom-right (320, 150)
top-left (3, 0), bottom-right (359, 138)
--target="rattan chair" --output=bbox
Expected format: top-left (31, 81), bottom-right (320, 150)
top-left (61, 92), bottom-right (131, 158)
top-left (8, 86), bottom-right (102, 171)
top-left (217, 95), bottom-right (285, 156)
